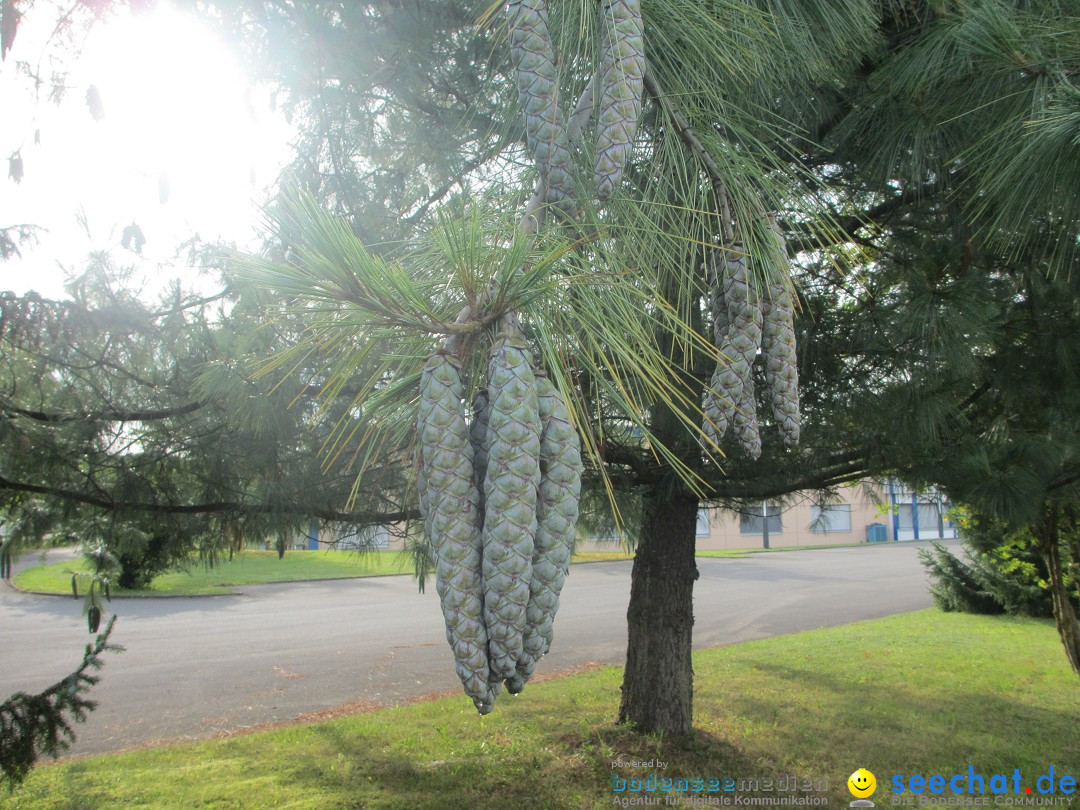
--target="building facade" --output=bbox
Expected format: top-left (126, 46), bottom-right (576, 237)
top-left (287, 479), bottom-right (958, 554)
top-left (576, 478), bottom-right (958, 552)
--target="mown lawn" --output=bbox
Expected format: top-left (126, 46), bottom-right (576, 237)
top-left (695, 541), bottom-right (880, 557)
top-left (6, 610), bottom-right (1078, 809)
top-left (14, 549), bottom-right (639, 596)
top-left (14, 549), bottom-right (417, 596)
top-left (14, 543), bottom-right (920, 595)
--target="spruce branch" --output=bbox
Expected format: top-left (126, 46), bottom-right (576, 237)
top-left (0, 616), bottom-right (122, 788)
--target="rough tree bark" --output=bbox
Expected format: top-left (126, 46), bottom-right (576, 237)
top-left (1034, 503), bottom-right (1080, 677)
top-left (618, 487), bottom-right (700, 735)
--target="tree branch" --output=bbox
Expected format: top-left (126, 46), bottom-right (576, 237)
top-left (401, 137), bottom-right (509, 227)
top-left (601, 442), bottom-right (869, 500)
top-left (786, 179), bottom-right (947, 254)
top-left (0, 616), bottom-right (121, 788)
top-left (3, 399), bottom-right (209, 424)
top-left (705, 461), bottom-right (869, 501)
top-left (0, 474), bottom-right (419, 525)
top-left (644, 69), bottom-right (733, 242)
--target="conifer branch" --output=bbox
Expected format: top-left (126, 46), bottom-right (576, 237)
top-left (0, 474), bottom-right (418, 524)
top-left (0, 616), bottom-right (121, 788)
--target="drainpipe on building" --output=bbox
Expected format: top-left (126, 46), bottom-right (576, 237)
top-left (889, 477), bottom-right (899, 541)
top-left (762, 500), bottom-right (770, 550)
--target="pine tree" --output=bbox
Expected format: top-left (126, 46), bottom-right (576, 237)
top-left (213, 0), bottom-right (1080, 729)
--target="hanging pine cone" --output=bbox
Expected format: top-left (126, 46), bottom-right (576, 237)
top-left (418, 352), bottom-right (498, 713)
top-left (702, 245), bottom-right (761, 457)
top-left (702, 252), bottom-right (729, 447)
top-left (482, 334), bottom-right (541, 682)
top-left (761, 225), bottom-right (801, 449)
top-left (733, 387), bottom-right (762, 460)
top-left (593, 0), bottom-right (645, 200)
top-left (724, 247), bottom-right (763, 459)
top-left (507, 374), bottom-right (581, 693)
top-left (761, 283), bottom-right (801, 448)
top-left (507, 0), bottom-right (577, 216)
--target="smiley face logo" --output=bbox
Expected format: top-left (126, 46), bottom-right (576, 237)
top-left (848, 769), bottom-right (877, 799)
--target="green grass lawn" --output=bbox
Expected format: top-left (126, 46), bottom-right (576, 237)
top-left (696, 541), bottom-right (885, 557)
top-left (13, 550), bottom-right (416, 596)
top-left (14, 543), bottom-right (909, 596)
top-left (5, 610), bottom-right (1078, 809)
top-left (14, 549), bottom-right (639, 596)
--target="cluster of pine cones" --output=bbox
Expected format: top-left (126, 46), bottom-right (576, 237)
top-left (702, 225), bottom-right (801, 458)
top-left (417, 325), bottom-right (581, 713)
top-left (508, 0), bottom-right (645, 211)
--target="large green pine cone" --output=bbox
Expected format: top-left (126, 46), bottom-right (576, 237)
top-left (703, 248), bottom-right (764, 453)
top-left (483, 337), bottom-right (541, 682)
top-left (418, 353), bottom-right (498, 714)
top-left (507, 0), bottom-right (576, 215)
top-left (733, 388), bottom-right (762, 460)
top-left (761, 282), bottom-right (801, 449)
top-left (509, 376), bottom-right (581, 693)
top-left (723, 249), bottom-right (762, 362)
top-left (762, 216), bottom-right (800, 448)
top-left (702, 252), bottom-right (731, 445)
top-left (725, 248), bottom-right (763, 457)
top-left (702, 361), bottom-right (740, 445)
top-left (594, 0), bottom-right (645, 200)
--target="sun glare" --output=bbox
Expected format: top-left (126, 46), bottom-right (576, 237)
top-left (1, 1), bottom-right (292, 296)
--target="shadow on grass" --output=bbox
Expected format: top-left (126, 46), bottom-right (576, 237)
top-left (279, 717), bottom-right (768, 810)
top-left (714, 655), bottom-right (1079, 795)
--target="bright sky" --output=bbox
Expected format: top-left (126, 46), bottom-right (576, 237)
top-left (0, 0), bottom-right (293, 298)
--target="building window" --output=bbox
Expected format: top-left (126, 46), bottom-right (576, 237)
top-left (337, 525), bottom-right (390, 549)
top-left (897, 503), bottom-right (913, 531)
top-left (696, 509), bottom-right (711, 537)
top-left (898, 502), bottom-right (943, 534)
top-left (918, 502), bottom-right (940, 532)
top-left (739, 503), bottom-right (782, 535)
top-left (810, 504), bottom-right (852, 533)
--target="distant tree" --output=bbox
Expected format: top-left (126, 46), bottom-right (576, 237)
top-left (1, 258), bottom-right (413, 582)
top-left (921, 517), bottom-right (1072, 621)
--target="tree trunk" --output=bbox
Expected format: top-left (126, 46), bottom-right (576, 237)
top-left (1034, 504), bottom-right (1080, 677)
top-left (618, 488), bottom-right (700, 735)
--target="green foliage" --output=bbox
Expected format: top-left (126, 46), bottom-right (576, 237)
top-left (0, 617), bottom-right (121, 790)
top-left (211, 0), bottom-right (1080, 525)
top-left (0, 259), bottom-right (405, 582)
top-left (921, 541), bottom-right (1008, 616)
top-left (921, 510), bottom-right (1079, 619)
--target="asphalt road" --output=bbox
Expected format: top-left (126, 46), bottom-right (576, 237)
top-left (0, 540), bottom-right (948, 757)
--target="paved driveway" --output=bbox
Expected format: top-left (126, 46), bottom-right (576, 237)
top-left (0, 540), bottom-right (946, 756)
